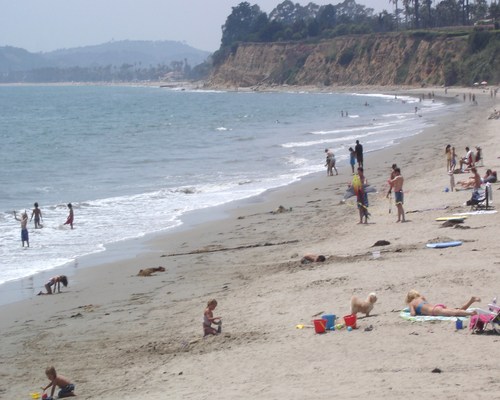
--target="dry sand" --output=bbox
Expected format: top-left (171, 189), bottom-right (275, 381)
top-left (1, 87), bottom-right (499, 400)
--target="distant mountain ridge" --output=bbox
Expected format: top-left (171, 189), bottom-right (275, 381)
top-left (0, 40), bottom-right (211, 73)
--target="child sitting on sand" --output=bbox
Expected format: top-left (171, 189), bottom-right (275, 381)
top-left (38, 275), bottom-right (68, 295)
top-left (42, 366), bottom-right (75, 398)
top-left (203, 299), bottom-right (222, 336)
top-left (405, 289), bottom-right (480, 317)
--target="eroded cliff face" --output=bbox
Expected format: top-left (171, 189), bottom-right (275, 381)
top-left (209, 33), bottom-right (468, 87)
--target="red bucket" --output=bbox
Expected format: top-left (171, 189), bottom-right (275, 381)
top-left (344, 314), bottom-right (357, 329)
top-left (313, 319), bottom-right (327, 334)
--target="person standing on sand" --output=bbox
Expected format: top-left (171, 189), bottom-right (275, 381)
top-left (14, 211), bottom-right (29, 247)
top-left (450, 146), bottom-right (457, 172)
top-left (390, 167), bottom-right (405, 222)
top-left (386, 164), bottom-right (398, 198)
top-left (31, 202), bottom-right (43, 229)
top-left (64, 203), bottom-right (74, 229)
top-left (445, 144), bottom-right (451, 172)
top-left (356, 167), bottom-right (369, 224)
top-left (355, 140), bottom-right (363, 168)
top-left (348, 147), bottom-right (356, 174)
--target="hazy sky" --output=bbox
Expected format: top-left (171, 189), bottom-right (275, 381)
top-left (1, 0), bottom-right (391, 53)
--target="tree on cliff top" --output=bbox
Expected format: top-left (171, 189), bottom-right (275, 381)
top-left (221, 2), bottom-right (268, 47)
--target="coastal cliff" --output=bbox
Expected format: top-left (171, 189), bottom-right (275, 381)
top-left (209, 32), bottom-right (499, 87)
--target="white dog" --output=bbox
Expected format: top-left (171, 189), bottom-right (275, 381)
top-left (350, 292), bottom-right (377, 317)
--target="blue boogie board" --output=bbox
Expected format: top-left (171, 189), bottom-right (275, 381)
top-left (426, 241), bottom-right (462, 249)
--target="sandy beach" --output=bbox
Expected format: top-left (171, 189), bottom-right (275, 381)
top-left (1, 86), bottom-right (499, 400)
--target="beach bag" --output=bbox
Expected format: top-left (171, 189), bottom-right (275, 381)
top-left (469, 314), bottom-right (494, 333)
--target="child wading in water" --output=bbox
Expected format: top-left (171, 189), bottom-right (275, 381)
top-left (203, 299), bottom-right (222, 336)
top-left (42, 366), bottom-right (75, 398)
top-left (31, 202), bottom-right (43, 228)
top-left (64, 203), bottom-right (74, 229)
top-left (14, 211), bottom-right (29, 247)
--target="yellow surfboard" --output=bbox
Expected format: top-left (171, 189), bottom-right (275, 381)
top-left (435, 216), bottom-right (467, 221)
top-left (352, 174), bottom-right (362, 195)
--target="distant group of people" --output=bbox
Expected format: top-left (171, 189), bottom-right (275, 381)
top-left (325, 140), bottom-right (364, 177)
top-left (12, 203), bottom-right (74, 248)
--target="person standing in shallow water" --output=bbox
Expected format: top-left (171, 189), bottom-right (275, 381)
top-left (31, 202), bottom-right (43, 229)
top-left (64, 203), bottom-right (74, 229)
top-left (14, 211), bottom-right (29, 247)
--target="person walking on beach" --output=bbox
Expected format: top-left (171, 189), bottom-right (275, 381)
top-left (203, 299), bottom-right (222, 336)
top-left (31, 202), bottom-right (43, 229)
top-left (64, 203), bottom-right (74, 229)
top-left (324, 148), bottom-right (338, 176)
top-left (390, 167), bottom-right (405, 222)
top-left (355, 140), bottom-right (364, 168)
top-left (14, 211), bottom-right (29, 247)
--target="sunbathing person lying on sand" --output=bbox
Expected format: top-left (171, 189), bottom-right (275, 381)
top-left (301, 254), bottom-right (326, 264)
top-left (405, 289), bottom-right (480, 317)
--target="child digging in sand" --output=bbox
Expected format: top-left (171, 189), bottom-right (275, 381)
top-left (41, 366), bottom-right (75, 398)
top-left (203, 299), bottom-right (222, 336)
top-left (406, 289), bottom-right (480, 317)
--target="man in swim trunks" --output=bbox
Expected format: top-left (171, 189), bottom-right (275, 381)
top-left (390, 167), bottom-right (405, 222)
top-left (14, 211), bottom-right (29, 247)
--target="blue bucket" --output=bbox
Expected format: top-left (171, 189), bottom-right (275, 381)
top-left (322, 314), bottom-right (336, 330)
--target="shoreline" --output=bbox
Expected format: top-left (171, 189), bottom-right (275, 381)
top-left (0, 89), bottom-right (458, 306)
top-left (1, 86), bottom-right (499, 398)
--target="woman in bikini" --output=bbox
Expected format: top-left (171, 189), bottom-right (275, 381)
top-left (406, 289), bottom-right (480, 317)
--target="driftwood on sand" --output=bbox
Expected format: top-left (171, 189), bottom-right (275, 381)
top-left (161, 240), bottom-right (300, 257)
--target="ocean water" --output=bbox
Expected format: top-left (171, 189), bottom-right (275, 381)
top-left (0, 85), bottom-right (447, 285)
